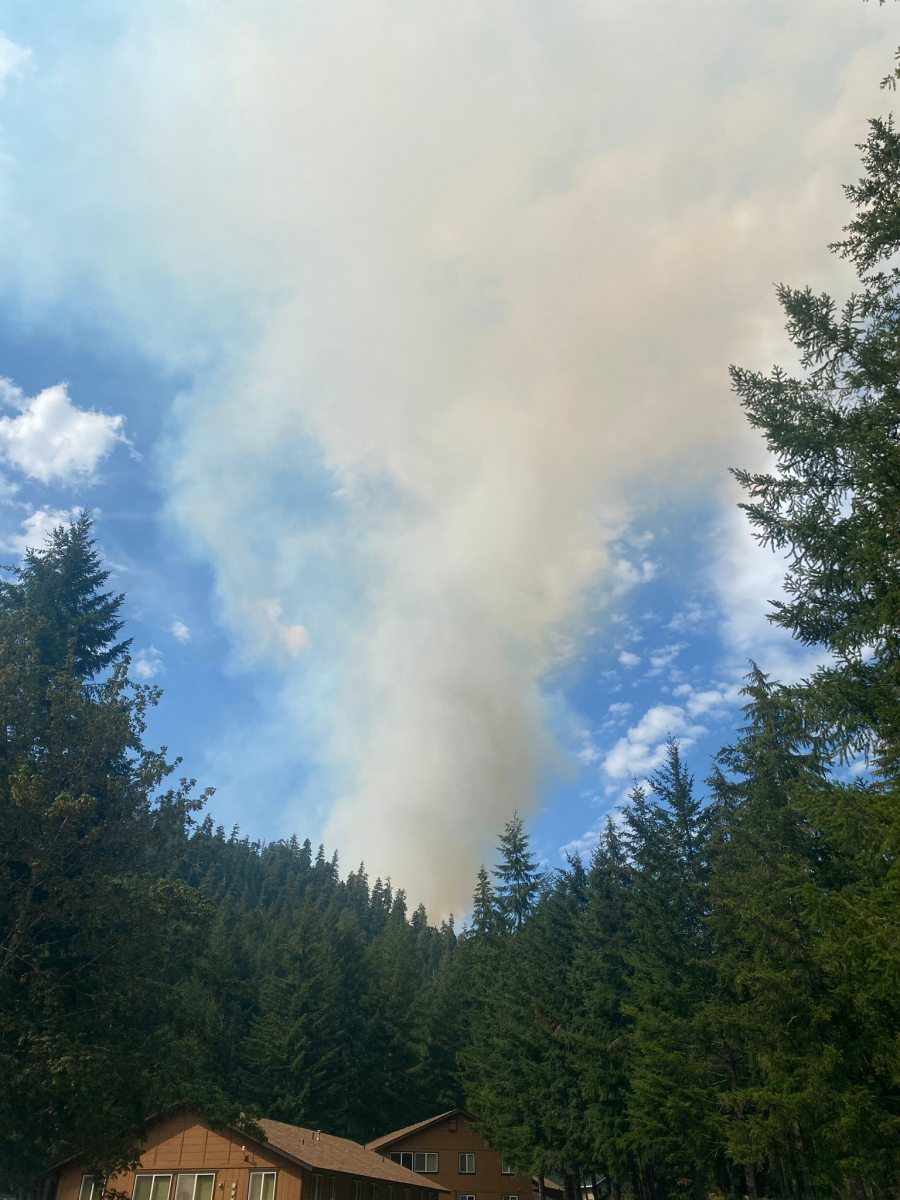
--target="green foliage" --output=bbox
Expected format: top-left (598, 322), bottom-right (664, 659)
top-left (0, 516), bottom-right (217, 1185)
top-left (9, 84), bottom-right (900, 1196)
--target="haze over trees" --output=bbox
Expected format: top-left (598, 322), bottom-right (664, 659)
top-left (3, 28), bottom-right (900, 1200)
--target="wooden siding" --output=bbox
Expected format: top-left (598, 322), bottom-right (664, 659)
top-left (56, 1114), bottom-right (303, 1200)
top-left (379, 1116), bottom-right (532, 1200)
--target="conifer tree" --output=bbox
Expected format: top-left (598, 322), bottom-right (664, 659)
top-left (471, 864), bottom-right (498, 935)
top-left (495, 811), bottom-right (541, 931)
top-left (0, 516), bottom-right (214, 1185)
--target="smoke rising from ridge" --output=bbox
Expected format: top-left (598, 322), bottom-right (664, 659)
top-left (0, 0), bottom-right (892, 912)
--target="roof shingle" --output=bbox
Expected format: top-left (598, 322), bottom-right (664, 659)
top-left (365, 1109), bottom-right (473, 1152)
top-left (256, 1120), bottom-right (449, 1191)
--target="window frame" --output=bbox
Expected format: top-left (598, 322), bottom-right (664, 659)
top-left (133, 1175), bottom-right (174, 1200)
top-left (175, 1175), bottom-right (217, 1200)
top-left (249, 1172), bottom-right (278, 1200)
top-left (501, 1165), bottom-right (516, 1177)
top-left (312, 1176), bottom-right (323, 1200)
top-left (412, 1154), bottom-right (438, 1175)
top-left (459, 1194), bottom-right (476, 1200)
top-left (351, 1182), bottom-right (363, 1200)
top-left (81, 1177), bottom-right (104, 1200)
top-left (502, 1193), bottom-right (520, 1199)
top-left (458, 1155), bottom-right (475, 1176)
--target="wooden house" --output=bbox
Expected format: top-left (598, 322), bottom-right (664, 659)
top-left (52, 1113), bottom-right (448, 1200)
top-left (366, 1110), bottom-right (533, 1200)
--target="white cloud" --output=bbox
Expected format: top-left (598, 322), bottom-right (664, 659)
top-left (262, 599), bottom-right (311, 656)
top-left (618, 651), bottom-right (641, 668)
top-left (672, 680), bottom-right (742, 717)
top-left (668, 600), bottom-right (714, 633)
top-left (608, 702), bottom-right (632, 716)
top-left (611, 557), bottom-right (657, 596)
top-left (0, 379), bottom-right (127, 485)
top-left (0, 0), bottom-right (888, 913)
top-left (560, 827), bottom-right (604, 858)
top-left (170, 618), bottom-right (191, 643)
top-left (133, 646), bottom-right (164, 680)
top-left (0, 34), bottom-right (30, 94)
top-left (0, 505), bottom-right (80, 557)
top-left (603, 703), bottom-right (706, 780)
top-left (648, 642), bottom-right (685, 673)
top-left (711, 488), bottom-right (830, 684)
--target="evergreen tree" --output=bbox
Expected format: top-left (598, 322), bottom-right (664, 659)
top-left (495, 812), bottom-right (541, 931)
top-left (0, 517), bottom-right (215, 1185)
top-left (0, 511), bottom-right (131, 679)
top-left (471, 864), bottom-right (498, 936)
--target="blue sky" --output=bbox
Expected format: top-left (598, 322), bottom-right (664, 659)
top-left (0, 0), bottom-right (893, 916)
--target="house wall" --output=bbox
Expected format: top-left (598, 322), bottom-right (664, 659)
top-left (56, 1114), bottom-right (302, 1200)
top-left (380, 1118), bottom-right (531, 1200)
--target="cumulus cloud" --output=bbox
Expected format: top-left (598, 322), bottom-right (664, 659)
top-left (672, 680), bottom-right (742, 717)
top-left (619, 651), bottom-right (641, 668)
top-left (603, 703), bottom-right (706, 780)
top-left (710, 487), bottom-right (829, 683)
top-left (0, 0), bottom-right (889, 911)
top-left (0, 505), bottom-right (80, 557)
top-left (648, 642), bottom-right (685, 673)
top-left (668, 601), bottom-right (715, 634)
top-left (133, 646), bottom-right (164, 680)
top-left (171, 618), bottom-right (191, 643)
top-left (0, 379), bottom-right (127, 485)
top-left (611, 557), bottom-right (657, 595)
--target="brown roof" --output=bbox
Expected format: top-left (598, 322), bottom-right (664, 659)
top-left (366, 1109), bottom-right (475, 1152)
top-left (255, 1119), bottom-right (450, 1191)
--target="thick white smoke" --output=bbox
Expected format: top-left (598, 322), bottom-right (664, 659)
top-left (0, 0), bottom-right (892, 912)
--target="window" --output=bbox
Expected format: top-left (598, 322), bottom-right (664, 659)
top-left (249, 1175), bottom-right (277, 1200)
top-left (312, 1177), bottom-right (323, 1200)
top-left (403, 1191), bottom-right (411, 1200)
top-left (459, 1194), bottom-right (475, 1200)
top-left (351, 1183), bottom-right (362, 1200)
top-left (502, 1193), bottom-right (520, 1199)
top-left (370, 1186), bottom-right (378, 1200)
top-left (175, 1177), bottom-right (215, 1200)
top-left (391, 1155), bottom-right (436, 1175)
top-left (81, 1178), bottom-right (104, 1200)
top-left (501, 1165), bottom-right (516, 1177)
top-left (134, 1177), bottom-right (173, 1200)
top-left (458, 1156), bottom-right (475, 1176)
top-left (331, 1182), bottom-right (337, 1200)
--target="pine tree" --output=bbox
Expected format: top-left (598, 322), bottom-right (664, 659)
top-left (570, 819), bottom-right (636, 1194)
top-left (0, 511), bottom-right (131, 678)
top-left (241, 904), bottom-right (350, 1130)
top-left (495, 812), bottom-right (541, 931)
top-left (471, 864), bottom-right (498, 935)
top-left (0, 516), bottom-right (215, 1186)
top-left (622, 748), bottom-right (717, 1198)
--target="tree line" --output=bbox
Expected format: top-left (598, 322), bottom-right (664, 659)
top-left (459, 103), bottom-right (900, 1200)
top-left (3, 42), bottom-right (900, 1200)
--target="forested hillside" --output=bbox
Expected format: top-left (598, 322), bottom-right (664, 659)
top-left (4, 45), bottom-right (900, 1200)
